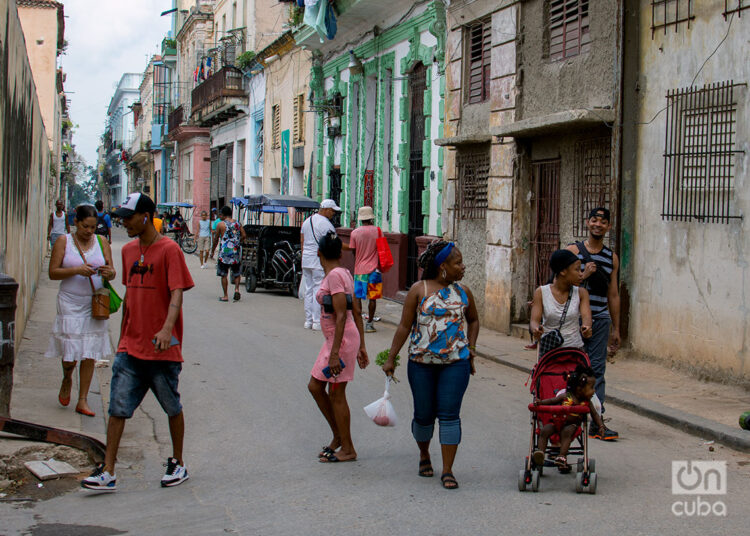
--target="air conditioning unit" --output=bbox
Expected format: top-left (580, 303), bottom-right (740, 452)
top-left (327, 126), bottom-right (341, 138)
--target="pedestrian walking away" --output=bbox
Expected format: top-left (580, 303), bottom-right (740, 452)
top-left (81, 193), bottom-right (195, 492)
top-left (48, 198), bottom-right (70, 248)
top-left (46, 204), bottom-right (116, 417)
top-left (94, 200), bottom-right (112, 243)
top-left (308, 231), bottom-right (369, 463)
top-left (345, 206), bottom-right (382, 333)
top-left (566, 207), bottom-right (621, 441)
top-left (382, 240), bottom-right (480, 490)
top-left (529, 249), bottom-right (593, 355)
top-left (211, 205), bottom-right (246, 302)
top-left (300, 199), bottom-right (339, 330)
top-left (197, 210), bottom-right (211, 269)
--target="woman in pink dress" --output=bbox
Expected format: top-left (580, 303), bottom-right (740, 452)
top-left (308, 231), bottom-right (369, 463)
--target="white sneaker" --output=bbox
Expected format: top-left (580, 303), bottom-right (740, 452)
top-left (311, 322), bottom-right (321, 331)
top-left (81, 463), bottom-right (117, 491)
top-left (304, 321), bottom-right (312, 329)
top-left (201, 264), bottom-right (206, 269)
top-left (161, 457), bottom-right (189, 487)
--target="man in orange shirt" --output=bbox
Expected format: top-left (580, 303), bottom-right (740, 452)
top-left (82, 193), bottom-right (194, 492)
top-left (153, 213), bottom-right (164, 234)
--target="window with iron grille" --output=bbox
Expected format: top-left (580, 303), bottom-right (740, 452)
top-left (662, 81), bottom-right (744, 224)
top-left (456, 147), bottom-right (490, 220)
top-left (724, 0), bottom-right (750, 17)
top-left (293, 94), bottom-right (305, 144)
top-left (464, 17), bottom-right (491, 104)
top-left (271, 104), bottom-right (280, 149)
top-left (573, 137), bottom-right (616, 248)
top-left (545, 0), bottom-right (590, 61)
top-left (651, 0), bottom-right (694, 36)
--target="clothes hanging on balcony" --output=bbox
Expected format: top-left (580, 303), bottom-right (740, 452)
top-left (303, 0), bottom-right (336, 43)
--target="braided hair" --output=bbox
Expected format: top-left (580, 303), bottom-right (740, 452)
top-left (418, 239), bottom-right (451, 280)
top-left (564, 364), bottom-right (596, 395)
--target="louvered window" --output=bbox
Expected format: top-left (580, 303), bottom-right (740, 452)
top-left (464, 17), bottom-right (491, 104)
top-left (271, 104), bottom-right (280, 149)
top-left (546, 0), bottom-right (590, 61)
top-left (293, 94), bottom-right (305, 144)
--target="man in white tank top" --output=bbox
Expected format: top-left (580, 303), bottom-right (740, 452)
top-left (48, 199), bottom-right (70, 248)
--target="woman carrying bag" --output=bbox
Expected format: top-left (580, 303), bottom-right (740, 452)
top-left (529, 249), bottom-right (593, 356)
top-left (382, 240), bottom-right (480, 490)
top-left (46, 204), bottom-right (116, 417)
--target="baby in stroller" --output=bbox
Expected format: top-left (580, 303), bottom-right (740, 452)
top-left (533, 364), bottom-right (605, 472)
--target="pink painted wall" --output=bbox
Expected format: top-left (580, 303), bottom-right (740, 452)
top-left (190, 140), bottom-right (211, 234)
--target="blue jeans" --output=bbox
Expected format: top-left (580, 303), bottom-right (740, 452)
top-left (407, 359), bottom-right (471, 445)
top-left (584, 315), bottom-right (610, 409)
top-left (109, 353), bottom-right (183, 418)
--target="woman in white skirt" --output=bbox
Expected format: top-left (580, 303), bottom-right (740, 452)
top-left (46, 204), bottom-right (116, 417)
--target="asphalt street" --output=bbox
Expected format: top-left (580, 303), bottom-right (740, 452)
top-left (2, 231), bottom-right (749, 535)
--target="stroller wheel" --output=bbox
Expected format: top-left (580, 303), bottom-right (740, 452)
top-left (576, 458), bottom-right (596, 474)
top-left (575, 471), bottom-right (598, 494)
top-left (530, 470), bottom-right (541, 492)
top-left (518, 469), bottom-right (528, 492)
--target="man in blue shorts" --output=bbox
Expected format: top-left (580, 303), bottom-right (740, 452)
top-left (82, 193), bottom-right (195, 491)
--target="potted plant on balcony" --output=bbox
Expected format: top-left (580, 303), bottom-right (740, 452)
top-left (236, 50), bottom-right (257, 72)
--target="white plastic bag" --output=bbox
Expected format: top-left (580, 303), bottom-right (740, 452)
top-left (298, 274), bottom-right (306, 300)
top-left (364, 377), bottom-right (398, 427)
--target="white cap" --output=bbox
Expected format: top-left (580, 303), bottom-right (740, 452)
top-left (320, 199), bottom-right (341, 211)
top-left (358, 206), bottom-right (374, 220)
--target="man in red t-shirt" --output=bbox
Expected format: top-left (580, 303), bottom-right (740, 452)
top-left (347, 206), bottom-right (382, 333)
top-left (82, 193), bottom-right (195, 492)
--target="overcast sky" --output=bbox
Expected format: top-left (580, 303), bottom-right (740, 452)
top-left (62, 0), bottom-right (173, 168)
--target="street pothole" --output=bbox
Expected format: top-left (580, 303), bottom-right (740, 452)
top-left (0, 444), bottom-right (94, 504)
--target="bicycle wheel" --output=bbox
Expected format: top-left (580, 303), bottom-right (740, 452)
top-left (181, 236), bottom-right (197, 254)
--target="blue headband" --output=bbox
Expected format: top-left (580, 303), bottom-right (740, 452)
top-left (434, 242), bottom-right (455, 267)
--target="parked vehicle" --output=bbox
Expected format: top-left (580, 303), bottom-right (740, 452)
top-left (233, 195), bottom-right (319, 297)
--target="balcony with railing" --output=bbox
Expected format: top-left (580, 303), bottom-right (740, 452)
top-left (190, 66), bottom-right (247, 127)
top-left (168, 105), bottom-right (184, 134)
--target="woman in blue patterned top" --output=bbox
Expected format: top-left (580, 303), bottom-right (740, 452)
top-left (382, 240), bottom-right (480, 489)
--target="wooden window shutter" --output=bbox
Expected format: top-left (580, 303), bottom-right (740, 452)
top-left (465, 17), bottom-right (491, 104)
top-left (293, 94), bottom-right (304, 144)
top-left (272, 104), bottom-right (280, 149)
top-left (547, 0), bottom-right (591, 61)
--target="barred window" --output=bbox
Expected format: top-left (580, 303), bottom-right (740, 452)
top-left (662, 81), bottom-right (744, 224)
top-left (456, 147), bottom-right (490, 220)
top-left (724, 0), bottom-right (750, 18)
top-left (293, 94), bottom-right (305, 144)
top-left (464, 17), bottom-right (491, 104)
top-left (573, 137), bottom-right (616, 248)
top-left (271, 104), bottom-right (280, 149)
top-left (546, 0), bottom-right (590, 61)
top-left (651, 0), bottom-right (694, 36)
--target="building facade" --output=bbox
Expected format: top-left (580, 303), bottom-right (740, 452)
top-left (16, 0), bottom-right (65, 201)
top-left (439, 0), bottom-right (622, 332)
top-left (623, 0), bottom-right (750, 381)
top-left (104, 73), bottom-right (142, 206)
top-left (297, 0), bottom-right (448, 296)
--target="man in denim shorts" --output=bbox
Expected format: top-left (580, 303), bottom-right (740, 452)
top-left (82, 193), bottom-right (195, 491)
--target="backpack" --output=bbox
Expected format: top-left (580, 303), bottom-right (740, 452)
top-left (94, 214), bottom-right (109, 236)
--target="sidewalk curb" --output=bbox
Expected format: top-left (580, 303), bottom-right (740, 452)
top-left (376, 309), bottom-right (750, 453)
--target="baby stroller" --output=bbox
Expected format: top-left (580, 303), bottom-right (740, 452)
top-left (518, 347), bottom-right (598, 494)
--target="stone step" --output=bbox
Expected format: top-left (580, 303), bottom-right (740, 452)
top-left (511, 323), bottom-right (530, 340)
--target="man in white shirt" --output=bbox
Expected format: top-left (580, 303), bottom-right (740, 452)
top-left (300, 199), bottom-right (340, 330)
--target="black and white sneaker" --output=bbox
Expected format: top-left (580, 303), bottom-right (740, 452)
top-left (81, 463), bottom-right (117, 491)
top-left (161, 457), bottom-right (189, 487)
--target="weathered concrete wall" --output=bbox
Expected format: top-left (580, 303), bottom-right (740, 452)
top-left (629, 0), bottom-right (750, 381)
top-left (0, 1), bottom-right (52, 345)
top-left (518, 0), bottom-right (618, 121)
top-left (444, 0), bottom-right (518, 331)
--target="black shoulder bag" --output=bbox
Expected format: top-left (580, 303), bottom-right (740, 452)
top-left (538, 290), bottom-right (572, 356)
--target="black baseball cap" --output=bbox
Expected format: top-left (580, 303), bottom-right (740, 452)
top-left (114, 192), bottom-right (156, 218)
top-left (588, 207), bottom-right (610, 221)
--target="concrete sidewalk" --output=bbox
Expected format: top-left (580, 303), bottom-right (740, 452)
top-left (4, 256), bottom-right (115, 443)
top-left (375, 298), bottom-right (750, 452)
